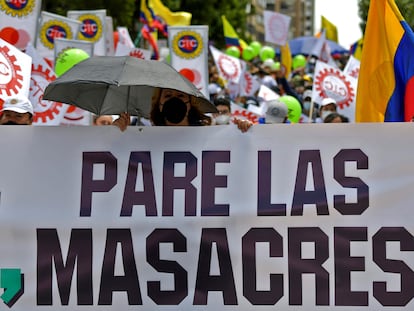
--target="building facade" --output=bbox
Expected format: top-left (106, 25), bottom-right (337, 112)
top-left (247, 0), bottom-right (315, 42)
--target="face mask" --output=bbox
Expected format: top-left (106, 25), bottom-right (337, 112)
top-left (214, 114), bottom-right (231, 125)
top-left (303, 101), bottom-right (311, 111)
top-left (321, 110), bottom-right (334, 120)
top-left (162, 97), bottom-right (188, 124)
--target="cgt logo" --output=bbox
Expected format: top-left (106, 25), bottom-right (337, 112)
top-left (0, 269), bottom-right (24, 307)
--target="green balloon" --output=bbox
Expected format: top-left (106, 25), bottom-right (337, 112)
top-left (259, 46), bottom-right (275, 61)
top-left (242, 46), bottom-right (255, 61)
top-left (272, 61), bottom-right (281, 71)
top-left (249, 41), bottom-right (262, 57)
top-left (292, 54), bottom-right (307, 70)
top-left (55, 48), bottom-right (90, 77)
top-left (225, 46), bottom-right (240, 58)
top-left (279, 95), bottom-right (302, 123)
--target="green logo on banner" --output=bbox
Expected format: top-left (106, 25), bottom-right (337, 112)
top-left (0, 269), bottom-right (24, 307)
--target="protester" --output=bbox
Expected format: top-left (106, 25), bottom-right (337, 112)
top-left (301, 89), bottom-right (318, 122)
top-left (324, 112), bottom-right (350, 123)
top-left (212, 95), bottom-right (232, 125)
top-left (318, 97), bottom-right (337, 122)
top-left (113, 88), bottom-right (252, 132)
top-left (264, 99), bottom-right (288, 124)
top-left (93, 115), bottom-right (116, 126)
top-left (0, 95), bottom-right (34, 125)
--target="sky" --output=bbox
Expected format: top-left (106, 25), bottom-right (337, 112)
top-left (314, 0), bottom-right (362, 48)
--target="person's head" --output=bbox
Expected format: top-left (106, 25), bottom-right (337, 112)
top-left (150, 88), bottom-right (211, 126)
top-left (319, 97), bottom-right (337, 121)
top-left (212, 95), bottom-right (232, 125)
top-left (265, 99), bottom-right (288, 124)
top-left (0, 95), bottom-right (33, 125)
top-left (302, 89), bottom-right (313, 112)
top-left (93, 115), bottom-right (115, 126)
top-left (324, 112), bottom-right (349, 123)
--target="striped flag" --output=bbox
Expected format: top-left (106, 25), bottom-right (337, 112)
top-left (355, 0), bottom-right (414, 122)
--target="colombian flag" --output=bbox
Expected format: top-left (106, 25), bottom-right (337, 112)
top-left (355, 0), bottom-right (414, 122)
top-left (349, 37), bottom-right (363, 60)
top-left (280, 42), bottom-right (292, 79)
top-left (139, 0), bottom-right (153, 25)
top-left (321, 16), bottom-right (338, 43)
top-left (149, 0), bottom-right (191, 26)
top-left (221, 15), bottom-right (248, 50)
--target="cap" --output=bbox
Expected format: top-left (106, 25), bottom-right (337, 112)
top-left (1, 95), bottom-right (33, 115)
top-left (303, 90), bottom-right (312, 100)
top-left (265, 100), bottom-right (288, 124)
top-left (320, 97), bottom-right (337, 107)
top-left (208, 83), bottom-right (222, 95)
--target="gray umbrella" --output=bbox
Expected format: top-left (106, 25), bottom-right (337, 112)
top-left (43, 56), bottom-right (217, 118)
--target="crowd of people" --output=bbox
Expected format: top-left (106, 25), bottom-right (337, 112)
top-left (0, 51), bottom-right (351, 128)
top-left (206, 52), bottom-right (351, 125)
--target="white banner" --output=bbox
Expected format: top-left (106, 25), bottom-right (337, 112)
top-left (0, 38), bottom-right (32, 101)
top-left (1, 124), bottom-right (414, 310)
top-left (264, 10), bottom-right (291, 46)
top-left (35, 11), bottom-right (82, 59)
top-left (105, 16), bottom-right (115, 56)
top-left (169, 26), bottom-right (209, 98)
top-left (312, 60), bottom-right (357, 122)
top-left (0, 0), bottom-right (42, 49)
top-left (115, 43), bottom-right (152, 60)
top-left (25, 44), bottom-right (69, 125)
top-left (343, 55), bottom-right (360, 79)
top-left (67, 9), bottom-right (107, 56)
top-left (210, 45), bottom-right (242, 85)
top-left (116, 26), bottom-right (135, 49)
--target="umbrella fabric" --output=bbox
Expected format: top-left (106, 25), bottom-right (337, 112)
top-left (288, 36), bottom-right (349, 56)
top-left (43, 56), bottom-right (216, 119)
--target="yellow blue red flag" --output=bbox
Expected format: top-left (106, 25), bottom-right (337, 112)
top-left (221, 15), bottom-right (248, 50)
top-left (280, 42), bottom-right (292, 78)
top-left (355, 0), bottom-right (414, 122)
top-left (139, 0), bottom-right (153, 25)
top-left (149, 0), bottom-right (191, 26)
top-left (349, 37), bottom-right (363, 60)
top-left (321, 15), bottom-right (338, 43)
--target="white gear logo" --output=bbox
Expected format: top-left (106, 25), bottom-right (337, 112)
top-left (0, 45), bottom-right (24, 97)
top-left (30, 64), bottom-right (66, 123)
top-left (217, 54), bottom-right (239, 81)
top-left (314, 68), bottom-right (355, 109)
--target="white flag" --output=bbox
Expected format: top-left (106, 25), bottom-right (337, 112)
top-left (231, 102), bottom-right (260, 124)
top-left (115, 42), bottom-right (152, 60)
top-left (0, 0), bottom-right (42, 49)
top-left (105, 16), bottom-right (115, 56)
top-left (169, 26), bottom-right (210, 98)
top-left (210, 45), bottom-right (242, 85)
top-left (67, 9), bottom-right (107, 56)
top-left (0, 38), bottom-right (32, 101)
top-left (264, 10), bottom-right (291, 46)
top-left (312, 60), bottom-right (357, 122)
top-left (61, 106), bottom-right (92, 126)
top-left (343, 55), bottom-right (360, 79)
top-left (257, 84), bottom-right (280, 102)
top-left (117, 26), bottom-right (135, 48)
top-left (227, 60), bottom-right (260, 98)
top-left (35, 11), bottom-right (82, 60)
top-left (25, 44), bottom-right (69, 125)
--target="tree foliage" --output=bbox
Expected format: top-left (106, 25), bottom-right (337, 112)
top-left (42, 0), bottom-right (136, 31)
top-left (358, 0), bottom-right (414, 35)
top-left (42, 0), bottom-right (249, 49)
